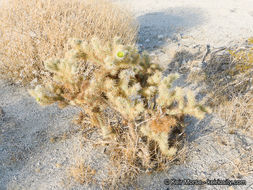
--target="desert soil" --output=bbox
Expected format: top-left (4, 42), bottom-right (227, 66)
top-left (0, 0), bottom-right (253, 189)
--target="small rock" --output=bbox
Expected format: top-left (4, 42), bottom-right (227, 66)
top-left (182, 60), bottom-right (187, 65)
top-left (0, 107), bottom-right (4, 120)
top-left (55, 163), bottom-right (62, 168)
top-left (35, 168), bottom-right (41, 173)
top-left (145, 39), bottom-right (150, 43)
top-left (230, 8), bottom-right (236, 13)
top-left (221, 65), bottom-right (228, 70)
top-left (172, 33), bottom-right (182, 41)
top-left (149, 53), bottom-right (155, 57)
top-left (29, 31), bottom-right (36, 38)
top-left (166, 38), bottom-right (172, 43)
top-left (157, 34), bottom-right (164, 40)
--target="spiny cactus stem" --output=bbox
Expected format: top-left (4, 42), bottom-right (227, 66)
top-left (100, 98), bottom-right (130, 122)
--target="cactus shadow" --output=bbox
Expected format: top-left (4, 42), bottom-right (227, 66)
top-left (184, 114), bottom-right (215, 143)
top-left (137, 7), bottom-right (205, 51)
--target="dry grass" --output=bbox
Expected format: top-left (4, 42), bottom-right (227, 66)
top-left (187, 39), bottom-right (253, 135)
top-left (185, 41), bottom-right (253, 181)
top-left (213, 93), bottom-right (253, 178)
top-left (193, 40), bottom-right (253, 179)
top-left (199, 40), bottom-right (253, 106)
top-left (77, 110), bottom-right (187, 189)
top-left (181, 41), bottom-right (253, 139)
top-left (215, 93), bottom-right (253, 136)
top-left (69, 161), bottom-right (96, 185)
top-left (0, 0), bottom-right (138, 85)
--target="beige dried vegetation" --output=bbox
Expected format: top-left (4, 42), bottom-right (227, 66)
top-left (215, 93), bottom-right (253, 137)
top-left (213, 93), bottom-right (253, 178)
top-left (199, 39), bottom-right (253, 137)
top-left (69, 161), bottom-right (96, 185)
top-left (0, 0), bottom-right (138, 85)
top-left (202, 40), bottom-right (252, 106)
top-left (185, 41), bottom-right (253, 181)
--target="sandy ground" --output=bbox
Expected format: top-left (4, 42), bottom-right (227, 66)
top-left (120, 0), bottom-right (253, 48)
top-left (1, 0), bottom-right (253, 189)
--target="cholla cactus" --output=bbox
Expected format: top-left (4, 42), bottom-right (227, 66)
top-left (29, 36), bottom-right (210, 156)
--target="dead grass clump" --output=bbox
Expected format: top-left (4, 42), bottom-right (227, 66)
top-left (69, 161), bottom-right (96, 185)
top-left (187, 39), bottom-right (253, 136)
top-left (201, 39), bottom-right (253, 106)
top-left (0, 0), bottom-right (138, 85)
top-left (229, 37), bottom-right (253, 75)
top-left (213, 93), bottom-right (252, 178)
top-left (230, 156), bottom-right (253, 178)
top-left (215, 93), bottom-right (253, 136)
top-left (84, 110), bottom-right (187, 189)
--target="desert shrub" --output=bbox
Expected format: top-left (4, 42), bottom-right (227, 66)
top-left (228, 38), bottom-right (253, 75)
top-left (187, 38), bottom-right (252, 136)
top-left (199, 38), bottom-right (253, 106)
top-left (29, 37), bottom-right (210, 187)
top-left (216, 93), bottom-right (252, 134)
top-left (0, 0), bottom-right (138, 85)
